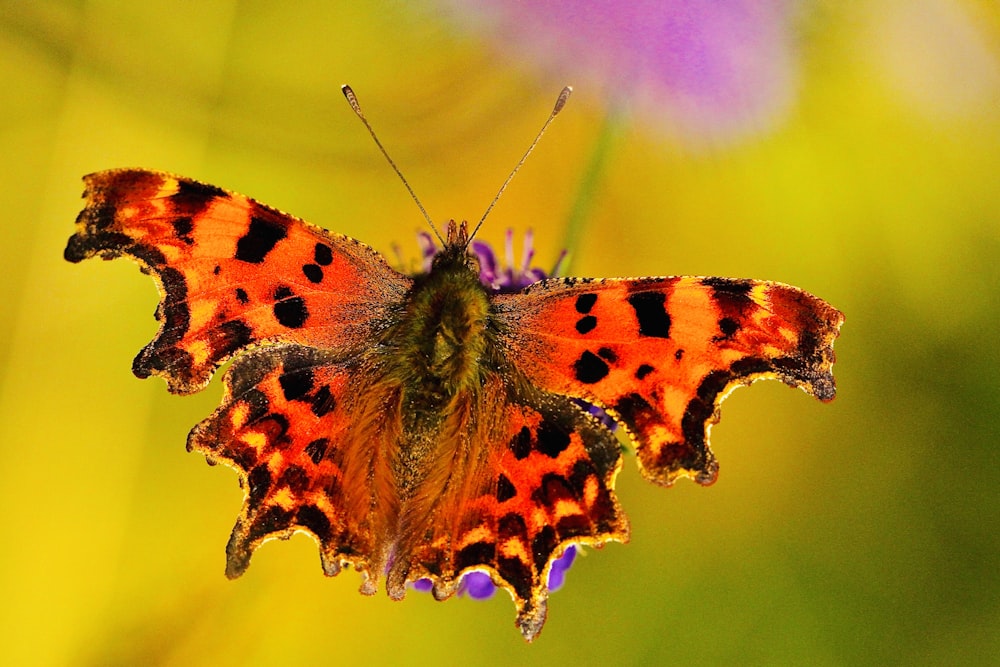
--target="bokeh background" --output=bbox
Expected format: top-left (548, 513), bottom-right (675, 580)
top-left (2, 1), bottom-right (998, 664)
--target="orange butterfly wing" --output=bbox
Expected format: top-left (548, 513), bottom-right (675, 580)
top-left (65, 169), bottom-right (410, 394)
top-left (65, 168), bottom-right (410, 593)
top-left (186, 344), bottom-right (378, 572)
top-left (398, 379), bottom-right (627, 641)
top-left (496, 277), bottom-right (844, 486)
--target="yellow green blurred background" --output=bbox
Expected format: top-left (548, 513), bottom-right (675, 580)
top-left (2, 1), bottom-right (999, 664)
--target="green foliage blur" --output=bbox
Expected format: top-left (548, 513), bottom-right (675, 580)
top-left (1, 2), bottom-right (998, 664)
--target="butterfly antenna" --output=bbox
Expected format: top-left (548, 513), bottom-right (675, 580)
top-left (341, 85), bottom-right (444, 244)
top-left (468, 86), bottom-right (572, 244)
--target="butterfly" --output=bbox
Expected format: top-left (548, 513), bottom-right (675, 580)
top-left (64, 92), bottom-right (843, 642)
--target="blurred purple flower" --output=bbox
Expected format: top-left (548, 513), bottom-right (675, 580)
top-left (438, 0), bottom-right (799, 145)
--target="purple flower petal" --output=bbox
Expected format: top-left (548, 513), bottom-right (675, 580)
top-left (470, 238), bottom-right (500, 286)
top-left (547, 546), bottom-right (578, 592)
top-left (458, 571), bottom-right (498, 600)
top-left (411, 578), bottom-right (434, 593)
top-left (417, 231), bottom-right (438, 273)
top-left (468, 228), bottom-right (547, 292)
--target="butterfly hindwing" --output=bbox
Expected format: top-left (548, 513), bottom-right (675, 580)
top-left (187, 344), bottom-right (381, 582)
top-left (496, 276), bottom-right (843, 486)
top-left (401, 383), bottom-right (627, 642)
top-left (65, 169), bottom-right (410, 394)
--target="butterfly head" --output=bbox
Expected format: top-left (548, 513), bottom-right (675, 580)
top-left (426, 220), bottom-right (480, 275)
top-left (445, 219), bottom-right (471, 247)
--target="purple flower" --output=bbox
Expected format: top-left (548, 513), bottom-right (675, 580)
top-left (410, 546), bottom-right (579, 600)
top-left (545, 545), bottom-right (578, 592)
top-left (417, 228), bottom-right (565, 292)
top-left (438, 0), bottom-right (798, 146)
top-left (457, 571), bottom-right (497, 599)
top-left (411, 577), bottom-right (434, 593)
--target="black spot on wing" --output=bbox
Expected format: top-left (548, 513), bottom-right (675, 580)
top-left (496, 474), bottom-right (517, 502)
top-left (304, 438), bottom-right (329, 465)
top-left (250, 413), bottom-right (292, 448)
top-left (499, 512), bottom-right (528, 541)
top-left (575, 315), bottom-right (597, 334)
top-left (310, 385), bottom-right (335, 417)
top-left (509, 426), bottom-right (532, 460)
top-left (302, 264), bottom-right (324, 283)
top-left (274, 299), bottom-right (309, 328)
top-left (235, 216), bottom-right (287, 263)
top-left (575, 293), bottom-right (597, 313)
top-left (314, 243), bottom-right (333, 266)
top-left (279, 367), bottom-right (314, 401)
top-left (567, 459), bottom-right (596, 497)
top-left (636, 364), bottom-right (655, 380)
top-left (235, 288), bottom-right (249, 304)
top-left (718, 317), bottom-right (740, 337)
top-left (273, 286), bottom-right (309, 328)
top-left (536, 420), bottom-right (571, 458)
top-left (573, 350), bottom-right (610, 384)
top-left (628, 291), bottom-right (671, 338)
top-left (533, 473), bottom-right (576, 504)
top-left (171, 216), bottom-right (194, 244)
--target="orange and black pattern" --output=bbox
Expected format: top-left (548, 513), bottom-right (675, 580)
top-left (66, 168), bottom-right (843, 641)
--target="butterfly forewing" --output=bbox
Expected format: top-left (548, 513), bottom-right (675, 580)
top-left (65, 169), bottom-right (411, 394)
top-left (495, 276), bottom-right (843, 486)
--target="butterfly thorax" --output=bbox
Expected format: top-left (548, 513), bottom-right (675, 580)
top-left (390, 231), bottom-right (492, 414)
